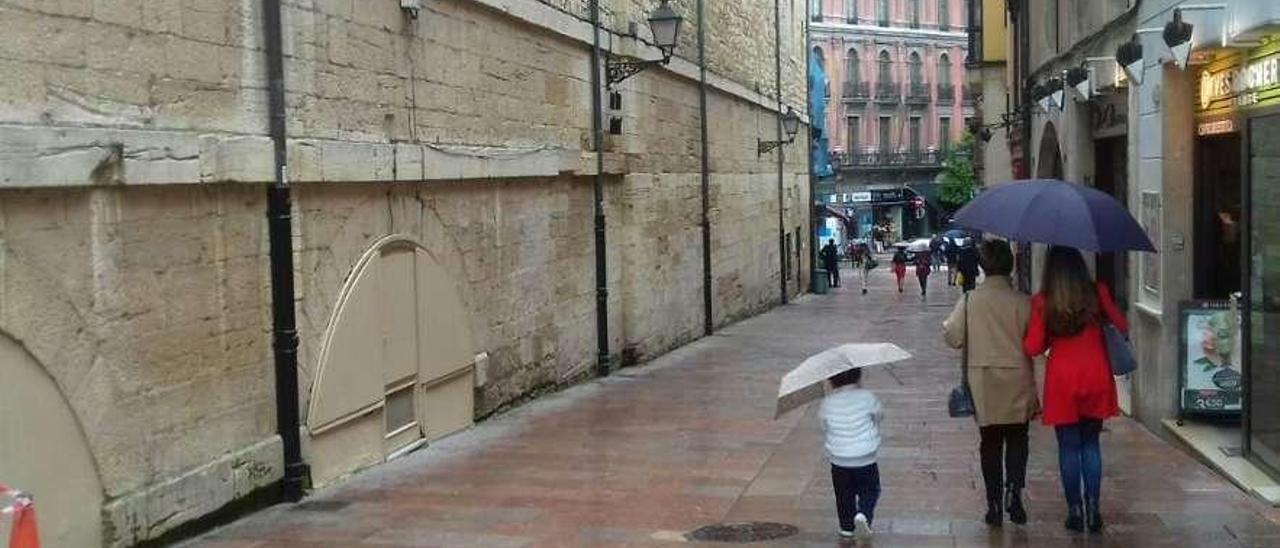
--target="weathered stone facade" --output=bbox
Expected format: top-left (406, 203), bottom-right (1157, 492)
top-left (0, 0), bottom-right (808, 546)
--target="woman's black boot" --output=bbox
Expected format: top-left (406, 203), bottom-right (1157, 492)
top-left (1085, 498), bottom-right (1103, 533)
top-left (1064, 505), bottom-right (1084, 532)
top-left (984, 492), bottom-right (1003, 526)
top-left (1005, 485), bottom-right (1027, 525)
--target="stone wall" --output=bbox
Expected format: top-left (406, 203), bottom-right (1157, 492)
top-left (0, 0), bottom-right (808, 545)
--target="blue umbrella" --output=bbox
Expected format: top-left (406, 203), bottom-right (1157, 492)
top-left (952, 179), bottom-right (1156, 252)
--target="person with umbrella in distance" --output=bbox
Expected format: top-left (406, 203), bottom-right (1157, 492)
top-left (943, 240), bottom-right (1037, 527)
top-left (952, 179), bottom-right (1155, 534)
top-left (775, 343), bottom-right (910, 543)
top-left (914, 245), bottom-right (932, 298)
top-left (891, 246), bottom-right (909, 293)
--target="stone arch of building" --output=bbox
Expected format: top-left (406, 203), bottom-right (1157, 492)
top-left (0, 330), bottom-right (104, 548)
top-left (1037, 121), bottom-right (1065, 179)
top-left (303, 191), bottom-right (478, 485)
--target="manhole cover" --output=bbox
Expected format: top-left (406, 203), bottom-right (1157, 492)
top-left (296, 500), bottom-right (351, 512)
top-left (686, 522), bottom-right (799, 543)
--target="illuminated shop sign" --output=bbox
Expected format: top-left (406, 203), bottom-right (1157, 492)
top-left (1199, 53), bottom-right (1280, 110)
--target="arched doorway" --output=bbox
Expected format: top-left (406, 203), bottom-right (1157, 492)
top-left (0, 333), bottom-right (103, 547)
top-left (307, 236), bottom-right (476, 485)
top-left (1036, 121), bottom-right (1064, 179)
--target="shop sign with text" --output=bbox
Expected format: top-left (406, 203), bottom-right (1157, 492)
top-left (1197, 39), bottom-right (1280, 115)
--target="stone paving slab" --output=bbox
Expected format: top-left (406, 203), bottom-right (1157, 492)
top-left (184, 266), bottom-right (1280, 547)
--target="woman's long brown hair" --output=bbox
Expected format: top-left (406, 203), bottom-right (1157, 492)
top-left (1041, 246), bottom-right (1098, 337)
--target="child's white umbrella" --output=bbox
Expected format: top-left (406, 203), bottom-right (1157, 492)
top-left (775, 343), bottom-right (911, 419)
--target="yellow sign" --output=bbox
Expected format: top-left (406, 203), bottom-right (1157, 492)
top-left (1199, 53), bottom-right (1280, 110)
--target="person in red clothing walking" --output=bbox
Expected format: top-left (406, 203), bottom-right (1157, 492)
top-left (1023, 246), bottom-right (1126, 535)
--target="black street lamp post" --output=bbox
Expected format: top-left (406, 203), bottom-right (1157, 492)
top-left (606, 0), bottom-right (683, 88)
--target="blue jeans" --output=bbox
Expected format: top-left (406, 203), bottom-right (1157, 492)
top-left (1055, 419), bottom-right (1103, 507)
top-left (831, 463), bottom-right (880, 531)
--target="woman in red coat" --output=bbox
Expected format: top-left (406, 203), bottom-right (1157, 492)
top-left (1023, 246), bottom-right (1126, 534)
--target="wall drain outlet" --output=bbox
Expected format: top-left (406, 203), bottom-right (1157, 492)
top-left (687, 522), bottom-right (799, 543)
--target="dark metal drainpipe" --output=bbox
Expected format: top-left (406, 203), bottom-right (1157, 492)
top-left (804, 1), bottom-right (816, 292)
top-left (774, 0), bottom-right (787, 304)
top-left (698, 0), bottom-right (712, 335)
top-left (263, 0), bottom-right (307, 501)
top-left (590, 0), bottom-right (610, 376)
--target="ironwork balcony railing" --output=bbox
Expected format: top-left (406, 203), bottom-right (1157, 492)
top-left (843, 81), bottom-right (871, 103)
top-left (837, 150), bottom-right (947, 171)
top-left (906, 83), bottom-right (931, 105)
top-left (963, 87), bottom-right (979, 105)
top-left (936, 83), bottom-right (955, 105)
top-left (875, 82), bottom-right (899, 104)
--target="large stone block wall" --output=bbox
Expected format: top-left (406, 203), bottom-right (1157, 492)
top-left (0, 0), bottom-right (808, 545)
top-left (0, 185), bottom-right (281, 547)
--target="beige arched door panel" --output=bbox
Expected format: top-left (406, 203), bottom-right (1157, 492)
top-left (0, 334), bottom-right (103, 548)
top-left (307, 237), bottom-right (474, 486)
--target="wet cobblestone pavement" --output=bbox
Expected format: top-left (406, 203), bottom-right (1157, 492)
top-left (186, 267), bottom-right (1280, 547)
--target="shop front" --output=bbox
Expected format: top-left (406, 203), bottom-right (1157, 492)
top-left (1196, 35), bottom-right (1280, 476)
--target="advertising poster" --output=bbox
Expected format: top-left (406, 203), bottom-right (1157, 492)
top-left (1180, 301), bottom-right (1243, 414)
top-left (1141, 191), bottom-right (1161, 294)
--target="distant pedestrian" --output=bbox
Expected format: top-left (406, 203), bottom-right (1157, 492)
top-left (943, 240), bottom-right (1036, 527)
top-left (915, 251), bottom-right (931, 298)
top-left (891, 248), bottom-right (909, 293)
top-left (958, 244), bottom-right (980, 292)
top-left (821, 239), bottom-right (841, 288)
top-left (946, 240), bottom-right (960, 285)
top-left (819, 367), bottom-right (882, 542)
top-left (930, 236), bottom-right (945, 273)
top-left (1023, 246), bottom-right (1127, 534)
top-left (857, 243), bottom-right (875, 295)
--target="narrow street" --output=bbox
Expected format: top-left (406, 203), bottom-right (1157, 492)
top-left (187, 267), bottom-right (1280, 548)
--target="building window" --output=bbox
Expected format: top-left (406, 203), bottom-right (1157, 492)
top-left (938, 0), bottom-right (949, 30)
top-left (939, 117), bottom-right (951, 151)
top-left (910, 0), bottom-right (920, 28)
top-left (846, 49), bottom-right (860, 84)
top-left (910, 116), bottom-right (922, 153)
top-left (812, 0), bottom-right (823, 22)
top-left (909, 52), bottom-right (923, 86)
top-left (878, 116), bottom-right (892, 153)
top-left (878, 50), bottom-right (892, 85)
top-left (845, 0), bottom-right (857, 23)
top-left (848, 116), bottom-right (860, 154)
top-left (938, 53), bottom-right (952, 87)
top-left (877, 0), bottom-right (888, 26)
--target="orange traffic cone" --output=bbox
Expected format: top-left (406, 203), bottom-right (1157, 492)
top-left (4, 487), bottom-right (39, 548)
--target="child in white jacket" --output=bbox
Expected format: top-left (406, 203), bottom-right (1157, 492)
top-left (819, 367), bottom-right (883, 541)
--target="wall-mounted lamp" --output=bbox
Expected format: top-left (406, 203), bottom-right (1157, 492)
top-left (1164, 9), bottom-right (1195, 70)
top-left (1116, 35), bottom-right (1145, 86)
top-left (400, 0), bottom-right (422, 19)
top-left (758, 107), bottom-right (801, 155)
top-left (1046, 76), bottom-right (1065, 110)
top-left (1066, 66), bottom-right (1091, 100)
top-left (606, 0), bottom-right (683, 88)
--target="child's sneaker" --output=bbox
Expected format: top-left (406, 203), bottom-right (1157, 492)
top-left (853, 513), bottom-right (873, 541)
top-left (838, 530), bottom-right (855, 539)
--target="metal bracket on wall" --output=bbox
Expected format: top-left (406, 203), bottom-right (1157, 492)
top-left (606, 55), bottom-right (667, 88)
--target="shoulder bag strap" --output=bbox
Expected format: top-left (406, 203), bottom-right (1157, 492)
top-left (962, 293), bottom-right (970, 385)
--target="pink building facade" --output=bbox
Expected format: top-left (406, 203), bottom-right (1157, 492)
top-left (811, 0), bottom-right (973, 159)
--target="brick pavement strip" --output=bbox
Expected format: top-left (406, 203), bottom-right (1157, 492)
top-left (185, 267), bottom-right (1280, 547)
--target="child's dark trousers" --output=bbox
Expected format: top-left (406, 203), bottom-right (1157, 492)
top-left (831, 462), bottom-right (880, 531)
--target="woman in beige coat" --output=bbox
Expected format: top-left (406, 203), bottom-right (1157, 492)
top-left (943, 240), bottom-right (1037, 527)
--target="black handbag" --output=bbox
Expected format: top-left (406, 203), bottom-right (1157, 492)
top-left (949, 294), bottom-right (977, 418)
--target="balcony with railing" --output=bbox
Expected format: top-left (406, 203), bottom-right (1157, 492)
top-left (905, 83), bottom-right (931, 105)
top-left (936, 83), bottom-right (955, 106)
top-left (875, 82), bottom-right (899, 104)
top-left (843, 81), bottom-right (871, 104)
top-left (963, 87), bottom-right (979, 105)
top-left (836, 150), bottom-right (950, 172)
